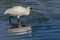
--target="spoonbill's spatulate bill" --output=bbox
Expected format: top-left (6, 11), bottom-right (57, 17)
top-left (4, 6), bottom-right (32, 25)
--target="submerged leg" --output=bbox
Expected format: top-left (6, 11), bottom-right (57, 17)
top-left (17, 16), bottom-right (27, 27)
top-left (17, 16), bottom-right (22, 27)
top-left (17, 16), bottom-right (20, 24)
top-left (9, 16), bottom-right (13, 25)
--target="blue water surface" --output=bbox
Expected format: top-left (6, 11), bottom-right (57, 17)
top-left (0, 0), bottom-right (60, 40)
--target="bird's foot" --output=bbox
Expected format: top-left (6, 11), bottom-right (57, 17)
top-left (10, 23), bottom-right (19, 29)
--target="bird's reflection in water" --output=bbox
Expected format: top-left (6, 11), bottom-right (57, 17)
top-left (8, 23), bottom-right (32, 36)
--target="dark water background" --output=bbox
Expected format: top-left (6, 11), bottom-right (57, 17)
top-left (0, 0), bottom-right (60, 40)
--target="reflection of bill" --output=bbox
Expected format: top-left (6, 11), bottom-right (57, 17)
top-left (8, 26), bottom-right (32, 36)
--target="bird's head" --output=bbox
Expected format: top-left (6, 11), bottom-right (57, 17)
top-left (27, 6), bottom-right (33, 10)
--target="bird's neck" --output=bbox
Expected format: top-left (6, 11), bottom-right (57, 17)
top-left (25, 8), bottom-right (30, 15)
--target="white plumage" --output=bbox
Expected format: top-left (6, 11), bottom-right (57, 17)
top-left (4, 6), bottom-right (44, 25)
top-left (4, 6), bottom-right (31, 18)
top-left (4, 6), bottom-right (44, 29)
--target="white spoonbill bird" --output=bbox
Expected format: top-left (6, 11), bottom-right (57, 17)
top-left (4, 6), bottom-right (32, 25)
top-left (4, 6), bottom-right (44, 27)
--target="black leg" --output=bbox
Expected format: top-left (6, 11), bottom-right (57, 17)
top-left (9, 16), bottom-right (13, 25)
top-left (17, 18), bottom-right (20, 23)
top-left (17, 18), bottom-right (22, 24)
top-left (17, 18), bottom-right (24, 26)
